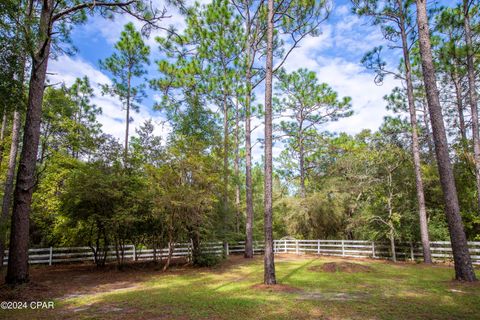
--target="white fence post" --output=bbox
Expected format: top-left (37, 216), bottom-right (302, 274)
top-left (132, 245), bottom-right (136, 261)
top-left (296, 240), bottom-right (299, 254)
top-left (317, 240), bottom-right (320, 254)
top-left (410, 242), bottom-right (414, 261)
top-left (225, 242), bottom-right (229, 256)
top-left (372, 241), bottom-right (376, 258)
top-left (284, 240), bottom-right (287, 253)
top-left (341, 240), bottom-right (345, 257)
top-left (49, 247), bottom-right (53, 266)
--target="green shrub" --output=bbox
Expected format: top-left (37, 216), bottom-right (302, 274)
top-left (193, 251), bottom-right (224, 267)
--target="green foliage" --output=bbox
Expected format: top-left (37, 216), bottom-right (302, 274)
top-left (192, 250), bottom-right (225, 267)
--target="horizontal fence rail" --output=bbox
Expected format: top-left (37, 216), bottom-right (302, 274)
top-left (2, 240), bottom-right (479, 266)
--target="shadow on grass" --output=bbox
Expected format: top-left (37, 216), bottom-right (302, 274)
top-left (280, 257), bottom-right (318, 283)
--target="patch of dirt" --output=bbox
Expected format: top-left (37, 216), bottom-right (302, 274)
top-left (310, 262), bottom-right (373, 273)
top-left (251, 283), bottom-right (302, 293)
top-left (297, 291), bottom-right (369, 301)
top-left (0, 259), bottom-right (190, 302)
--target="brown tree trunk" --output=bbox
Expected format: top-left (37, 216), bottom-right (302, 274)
top-left (6, 0), bottom-right (54, 285)
top-left (415, 0), bottom-right (476, 281)
top-left (234, 98), bottom-right (241, 234)
top-left (263, 0), bottom-right (276, 285)
top-left (463, 0), bottom-right (480, 214)
top-left (451, 70), bottom-right (467, 141)
top-left (299, 130), bottom-right (306, 198)
top-left (0, 111), bottom-right (7, 170)
top-left (398, 7), bottom-right (432, 263)
top-left (223, 92), bottom-right (229, 233)
top-left (124, 74), bottom-right (131, 164)
top-left (244, 15), bottom-right (254, 259)
top-left (0, 110), bottom-right (21, 268)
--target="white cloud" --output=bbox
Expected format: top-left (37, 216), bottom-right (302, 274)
top-left (47, 55), bottom-right (169, 143)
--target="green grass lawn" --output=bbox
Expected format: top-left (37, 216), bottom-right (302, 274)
top-left (1, 254), bottom-right (479, 319)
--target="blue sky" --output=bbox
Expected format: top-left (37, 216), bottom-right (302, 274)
top-left (47, 0), bottom-right (406, 159)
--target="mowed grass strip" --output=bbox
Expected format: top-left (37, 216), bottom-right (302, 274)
top-left (1, 255), bottom-right (479, 320)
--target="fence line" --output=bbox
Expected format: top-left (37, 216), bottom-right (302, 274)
top-left (2, 240), bottom-right (479, 266)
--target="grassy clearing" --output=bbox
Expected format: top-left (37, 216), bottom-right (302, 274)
top-left (1, 254), bottom-right (479, 319)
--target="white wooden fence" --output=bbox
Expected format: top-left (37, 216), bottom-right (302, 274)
top-left (272, 239), bottom-right (480, 265)
top-left (2, 239), bottom-right (479, 266)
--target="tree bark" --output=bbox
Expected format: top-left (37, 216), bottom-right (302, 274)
top-left (398, 5), bottom-right (432, 263)
top-left (0, 111), bottom-right (7, 170)
top-left (0, 110), bottom-right (21, 268)
top-left (463, 0), bottom-right (480, 214)
top-left (124, 73), bottom-right (131, 164)
top-left (234, 98), bottom-right (241, 234)
top-left (244, 12), bottom-right (254, 259)
top-left (299, 127), bottom-right (306, 198)
top-left (6, 0), bottom-right (54, 285)
top-left (223, 92), bottom-right (229, 233)
top-left (415, 0), bottom-right (476, 281)
top-left (263, 0), bottom-right (276, 285)
top-left (451, 69), bottom-right (467, 141)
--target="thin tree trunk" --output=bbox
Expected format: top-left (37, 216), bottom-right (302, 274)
top-left (299, 135), bottom-right (306, 198)
top-left (389, 228), bottom-right (396, 263)
top-left (422, 99), bottom-right (435, 161)
top-left (124, 74), bottom-right (131, 164)
top-left (234, 98), bottom-right (241, 234)
top-left (0, 111), bottom-right (7, 170)
top-left (463, 0), bottom-right (480, 214)
top-left (244, 14), bottom-right (254, 259)
top-left (0, 110), bottom-right (21, 268)
top-left (452, 70), bottom-right (467, 141)
top-left (398, 8), bottom-right (432, 263)
top-left (223, 92), bottom-right (229, 233)
top-left (263, 0), bottom-right (276, 285)
top-left (387, 172), bottom-right (396, 263)
top-left (6, 0), bottom-right (54, 285)
top-left (415, 0), bottom-right (476, 281)
top-left (163, 240), bottom-right (174, 272)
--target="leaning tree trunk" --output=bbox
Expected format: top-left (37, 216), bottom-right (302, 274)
top-left (463, 0), bottom-right (480, 214)
top-left (415, 0), bottom-right (476, 281)
top-left (398, 9), bottom-right (432, 263)
top-left (263, 0), bottom-right (276, 285)
top-left (0, 110), bottom-right (22, 268)
top-left (6, 0), bottom-right (54, 285)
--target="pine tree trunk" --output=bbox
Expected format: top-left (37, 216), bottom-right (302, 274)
top-left (223, 92), bottom-right (229, 233)
top-left (124, 74), bottom-right (131, 164)
top-left (234, 98), bottom-right (240, 234)
top-left (263, 0), bottom-right (276, 285)
top-left (415, 0), bottom-right (476, 281)
top-left (6, 0), bottom-right (54, 285)
top-left (463, 0), bottom-right (480, 214)
top-left (452, 70), bottom-right (467, 141)
top-left (0, 110), bottom-right (21, 269)
top-left (398, 8), bottom-right (432, 263)
top-left (244, 15), bottom-right (254, 259)
top-left (0, 111), bottom-right (7, 170)
top-left (299, 135), bottom-right (306, 198)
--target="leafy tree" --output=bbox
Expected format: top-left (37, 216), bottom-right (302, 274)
top-left (274, 68), bottom-right (352, 197)
top-left (7, 0), bottom-right (167, 285)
